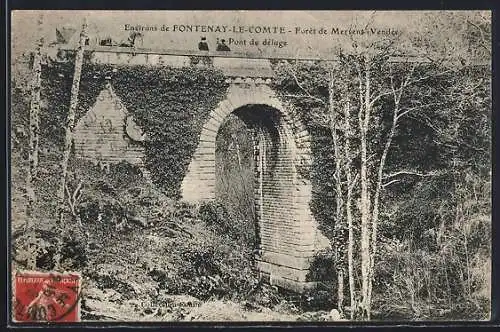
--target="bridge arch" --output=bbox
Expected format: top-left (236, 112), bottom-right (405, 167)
top-left (182, 82), bottom-right (327, 292)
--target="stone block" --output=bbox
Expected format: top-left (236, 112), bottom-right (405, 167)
top-left (260, 251), bottom-right (312, 270)
top-left (256, 261), bottom-right (309, 282)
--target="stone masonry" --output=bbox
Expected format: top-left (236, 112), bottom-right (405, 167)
top-left (73, 81), bottom-right (145, 168)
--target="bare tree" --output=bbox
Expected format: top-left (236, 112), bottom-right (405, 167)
top-left (282, 59), bottom-right (360, 316)
top-left (344, 99), bottom-right (357, 319)
top-left (327, 68), bottom-right (345, 313)
top-left (24, 13), bottom-right (44, 270)
top-left (57, 19), bottom-right (87, 224)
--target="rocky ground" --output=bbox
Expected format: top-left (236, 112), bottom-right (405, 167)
top-left (82, 291), bottom-right (346, 322)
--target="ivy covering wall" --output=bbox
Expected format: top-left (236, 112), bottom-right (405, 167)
top-left (270, 61), bottom-right (338, 240)
top-left (40, 59), bottom-right (106, 148)
top-left (41, 58), bottom-right (229, 198)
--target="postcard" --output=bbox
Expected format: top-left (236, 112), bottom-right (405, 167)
top-left (10, 10), bottom-right (492, 323)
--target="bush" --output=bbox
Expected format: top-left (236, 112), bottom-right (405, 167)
top-left (13, 227), bottom-right (88, 272)
top-left (159, 205), bottom-right (261, 301)
top-left (13, 229), bottom-right (58, 270)
top-left (198, 201), bottom-right (256, 248)
top-left (198, 202), bottom-right (235, 237)
top-left (306, 250), bottom-right (337, 282)
top-left (141, 235), bottom-right (261, 302)
top-left (373, 216), bottom-right (491, 321)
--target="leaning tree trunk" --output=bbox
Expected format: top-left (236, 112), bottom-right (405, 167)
top-left (367, 66), bottom-right (407, 318)
top-left (56, 20), bottom-right (87, 225)
top-left (25, 14), bottom-right (44, 225)
top-left (24, 13), bottom-right (44, 270)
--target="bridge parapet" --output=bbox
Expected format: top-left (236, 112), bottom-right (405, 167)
top-left (49, 45), bottom-right (276, 78)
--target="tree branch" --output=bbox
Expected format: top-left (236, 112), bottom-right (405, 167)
top-left (65, 184), bottom-right (74, 215)
top-left (383, 170), bottom-right (444, 179)
top-left (72, 180), bottom-right (83, 204)
top-left (282, 93), bottom-right (327, 106)
top-left (349, 173), bottom-right (360, 192)
top-left (65, 180), bottom-right (84, 225)
top-left (395, 100), bottom-right (446, 121)
top-left (286, 62), bottom-right (327, 106)
top-left (382, 179), bottom-right (401, 188)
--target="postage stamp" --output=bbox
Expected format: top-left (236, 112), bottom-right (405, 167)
top-left (13, 271), bottom-right (81, 322)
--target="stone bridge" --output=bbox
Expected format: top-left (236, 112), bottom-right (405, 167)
top-left (60, 46), bottom-right (330, 292)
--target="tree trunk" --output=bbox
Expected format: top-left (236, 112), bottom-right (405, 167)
top-left (358, 56), bottom-right (372, 319)
top-left (25, 14), bottom-right (44, 222)
top-left (25, 14), bottom-right (44, 270)
top-left (57, 20), bottom-right (87, 224)
top-left (338, 268), bottom-right (344, 312)
top-left (328, 69), bottom-right (346, 313)
top-left (367, 84), bottom-right (400, 318)
top-left (29, 30), bottom-right (43, 175)
top-left (344, 100), bottom-right (356, 319)
top-left (329, 72), bottom-right (344, 222)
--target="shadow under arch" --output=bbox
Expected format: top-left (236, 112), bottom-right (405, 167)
top-left (214, 103), bottom-right (293, 263)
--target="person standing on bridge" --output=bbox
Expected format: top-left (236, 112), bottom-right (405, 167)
top-left (198, 36), bottom-right (209, 51)
top-left (216, 38), bottom-right (231, 51)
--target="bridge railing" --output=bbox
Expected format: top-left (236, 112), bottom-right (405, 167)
top-left (44, 44), bottom-right (489, 75)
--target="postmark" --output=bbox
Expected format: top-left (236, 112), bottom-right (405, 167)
top-left (13, 271), bottom-right (81, 322)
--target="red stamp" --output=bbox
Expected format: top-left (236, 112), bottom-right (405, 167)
top-left (13, 271), bottom-right (81, 322)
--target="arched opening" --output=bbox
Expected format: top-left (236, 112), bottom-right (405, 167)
top-left (214, 104), bottom-right (296, 265)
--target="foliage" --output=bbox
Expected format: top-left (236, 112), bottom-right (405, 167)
top-left (215, 114), bottom-right (256, 245)
top-left (13, 227), bottom-right (88, 272)
top-left (12, 155), bottom-right (266, 308)
top-left (38, 58), bottom-right (229, 198)
top-left (308, 127), bottom-right (336, 240)
top-left (82, 197), bottom-right (262, 303)
top-left (374, 218), bottom-right (490, 321)
top-left (271, 61), bottom-right (338, 241)
top-left (157, 231), bottom-right (261, 301)
top-left (39, 58), bottom-right (107, 149)
top-left (107, 64), bottom-right (229, 198)
top-left (306, 249), bottom-right (337, 283)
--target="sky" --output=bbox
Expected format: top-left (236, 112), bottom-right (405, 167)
top-left (11, 10), bottom-right (490, 59)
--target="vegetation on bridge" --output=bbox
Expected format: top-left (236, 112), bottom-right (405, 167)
top-left (33, 59), bottom-right (228, 198)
